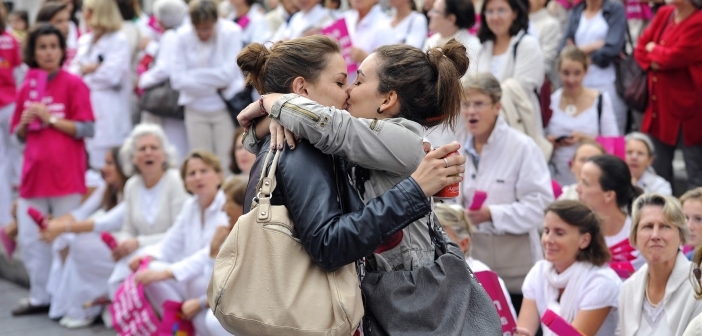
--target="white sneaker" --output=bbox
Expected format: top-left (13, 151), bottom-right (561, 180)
top-left (59, 316), bottom-right (70, 327)
top-left (61, 316), bottom-right (96, 329)
top-left (101, 308), bottom-right (113, 329)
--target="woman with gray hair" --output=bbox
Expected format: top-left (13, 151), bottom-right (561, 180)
top-left (138, 0), bottom-right (189, 161)
top-left (625, 132), bottom-right (672, 196)
top-left (107, 123), bottom-right (188, 301)
top-left (618, 193), bottom-right (702, 336)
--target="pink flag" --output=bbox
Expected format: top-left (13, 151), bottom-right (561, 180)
top-left (321, 18), bottom-right (358, 76)
top-left (25, 69), bottom-right (48, 131)
top-left (475, 270), bottom-right (516, 334)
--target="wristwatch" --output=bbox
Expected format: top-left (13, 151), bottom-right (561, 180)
top-left (49, 116), bottom-right (57, 126)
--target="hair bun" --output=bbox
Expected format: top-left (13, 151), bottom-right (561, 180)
top-left (432, 38), bottom-right (469, 77)
top-left (237, 43), bottom-right (271, 93)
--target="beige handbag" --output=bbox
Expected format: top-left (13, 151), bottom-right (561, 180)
top-left (207, 149), bottom-right (363, 336)
top-left (471, 231), bottom-right (534, 294)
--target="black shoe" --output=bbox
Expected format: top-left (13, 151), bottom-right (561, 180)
top-left (11, 302), bottom-right (50, 316)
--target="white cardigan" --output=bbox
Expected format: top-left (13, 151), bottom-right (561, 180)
top-left (472, 31), bottom-right (545, 135)
top-left (618, 252), bottom-right (702, 336)
top-left (171, 19), bottom-right (245, 112)
top-left (120, 169), bottom-right (189, 247)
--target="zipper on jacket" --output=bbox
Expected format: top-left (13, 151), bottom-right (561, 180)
top-left (370, 118), bottom-right (379, 131)
top-left (283, 102), bottom-right (319, 121)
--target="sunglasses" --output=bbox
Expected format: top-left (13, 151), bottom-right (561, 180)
top-left (695, 267), bottom-right (701, 282)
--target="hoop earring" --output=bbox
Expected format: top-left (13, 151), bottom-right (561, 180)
top-left (377, 107), bottom-right (383, 114)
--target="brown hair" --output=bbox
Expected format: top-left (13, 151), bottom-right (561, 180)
top-left (557, 45), bottom-right (589, 72)
top-left (101, 147), bottom-right (129, 211)
top-left (572, 139), bottom-right (605, 161)
top-left (222, 176), bottom-right (248, 205)
top-left (23, 24), bottom-right (67, 68)
top-left (238, 35), bottom-right (341, 94)
top-left (35, 2), bottom-right (69, 23)
top-left (691, 245), bottom-right (702, 299)
top-left (680, 187), bottom-right (702, 207)
top-left (545, 200), bottom-right (610, 266)
top-left (229, 127), bottom-right (247, 175)
top-left (461, 72), bottom-right (502, 104)
top-left (374, 38), bottom-right (469, 129)
top-left (180, 149), bottom-right (223, 193)
top-left (189, 0), bottom-right (219, 25)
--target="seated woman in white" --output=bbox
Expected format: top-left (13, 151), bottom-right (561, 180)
top-left (546, 46), bottom-right (618, 186)
top-left (129, 150), bottom-right (229, 335)
top-left (107, 124), bottom-right (188, 298)
top-left (625, 132), bottom-right (672, 196)
top-left (39, 147), bottom-right (130, 328)
top-left (516, 200), bottom-right (622, 336)
top-left (202, 177), bottom-right (248, 336)
top-left (387, 0), bottom-right (428, 48)
top-left (618, 193), bottom-right (702, 336)
top-left (434, 203), bottom-right (517, 321)
top-left (558, 140), bottom-right (605, 201)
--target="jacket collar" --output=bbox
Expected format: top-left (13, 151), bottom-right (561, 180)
top-left (464, 116), bottom-right (510, 154)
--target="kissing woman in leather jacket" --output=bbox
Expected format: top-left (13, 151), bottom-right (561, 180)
top-left (236, 36), bottom-right (466, 271)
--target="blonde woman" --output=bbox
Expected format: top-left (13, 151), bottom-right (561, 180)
top-left (435, 203), bottom-right (517, 320)
top-left (69, 0), bottom-right (132, 170)
top-left (618, 194), bottom-right (702, 336)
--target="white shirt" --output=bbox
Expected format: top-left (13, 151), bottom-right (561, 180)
top-left (138, 29), bottom-right (179, 89)
top-left (228, 6), bottom-right (271, 45)
top-left (140, 176), bottom-right (165, 226)
top-left (575, 11), bottom-right (615, 88)
top-left (171, 19), bottom-right (245, 112)
top-left (460, 117), bottom-right (554, 263)
top-left (522, 260), bottom-right (621, 336)
top-left (546, 89), bottom-right (619, 186)
top-left (636, 170), bottom-right (672, 195)
top-left (389, 11), bottom-right (428, 49)
top-left (345, 5), bottom-right (396, 83)
top-left (153, 190), bottom-right (229, 282)
top-left (489, 53), bottom-right (508, 79)
top-left (467, 257), bottom-right (517, 320)
top-left (425, 29), bottom-right (481, 66)
top-left (271, 4), bottom-right (333, 41)
top-left (69, 31), bottom-right (132, 148)
top-left (529, 8), bottom-right (561, 84)
top-left (605, 217), bottom-right (646, 270)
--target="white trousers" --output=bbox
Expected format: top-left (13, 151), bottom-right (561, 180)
top-left (0, 103), bottom-right (21, 226)
top-left (48, 232), bottom-right (115, 319)
top-left (107, 244), bottom-right (159, 299)
top-left (85, 144), bottom-right (109, 170)
top-left (184, 108), bottom-right (234, 176)
top-left (205, 310), bottom-right (234, 336)
top-left (17, 194), bottom-right (82, 305)
top-left (143, 260), bottom-right (226, 336)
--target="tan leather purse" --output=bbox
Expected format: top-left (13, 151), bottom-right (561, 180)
top-left (471, 231), bottom-right (534, 294)
top-left (207, 150), bottom-right (363, 336)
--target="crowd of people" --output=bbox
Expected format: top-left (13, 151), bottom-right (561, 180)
top-left (0, 0), bottom-right (701, 334)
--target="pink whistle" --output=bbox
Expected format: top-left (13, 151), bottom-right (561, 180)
top-left (469, 191), bottom-right (487, 211)
top-left (27, 206), bottom-right (47, 230)
top-left (100, 232), bottom-right (118, 251)
top-left (542, 309), bottom-right (584, 336)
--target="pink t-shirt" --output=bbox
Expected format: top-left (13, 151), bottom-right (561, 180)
top-left (10, 70), bottom-right (95, 198)
top-left (0, 31), bottom-right (21, 107)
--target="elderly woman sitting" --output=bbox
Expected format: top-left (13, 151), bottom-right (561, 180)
top-left (618, 193), bottom-right (702, 336)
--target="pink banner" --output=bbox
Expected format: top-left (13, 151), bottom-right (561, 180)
top-left (25, 69), bottom-right (48, 131)
top-left (596, 136), bottom-right (626, 160)
top-left (159, 301), bottom-right (195, 336)
top-left (625, 1), bottom-right (653, 20)
top-left (475, 270), bottom-right (516, 335)
top-left (110, 257), bottom-right (160, 336)
top-left (321, 18), bottom-right (358, 77)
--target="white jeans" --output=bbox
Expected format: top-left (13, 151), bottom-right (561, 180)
top-left (143, 260), bottom-right (223, 336)
top-left (0, 103), bottom-right (21, 226)
top-left (205, 310), bottom-right (235, 336)
top-left (17, 194), bottom-right (82, 305)
top-left (48, 232), bottom-right (115, 319)
top-left (184, 108), bottom-right (234, 176)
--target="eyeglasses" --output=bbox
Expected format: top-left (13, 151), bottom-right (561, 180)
top-left (461, 101), bottom-right (493, 110)
top-left (485, 8), bottom-right (511, 17)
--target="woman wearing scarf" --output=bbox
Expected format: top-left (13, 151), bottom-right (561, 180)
top-left (515, 200), bottom-right (621, 336)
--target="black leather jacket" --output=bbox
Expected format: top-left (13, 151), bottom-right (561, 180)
top-left (244, 136), bottom-right (432, 271)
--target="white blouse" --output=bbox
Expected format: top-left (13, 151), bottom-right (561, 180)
top-left (271, 4), bottom-right (333, 41)
top-left (636, 170), bottom-right (672, 196)
top-left (546, 89), bottom-right (619, 186)
top-left (152, 190), bottom-right (229, 282)
top-left (574, 10), bottom-right (615, 88)
top-left (389, 11), bottom-right (428, 49)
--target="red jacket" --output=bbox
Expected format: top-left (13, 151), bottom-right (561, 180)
top-left (634, 6), bottom-right (702, 146)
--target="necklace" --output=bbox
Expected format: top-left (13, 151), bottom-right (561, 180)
top-left (562, 89), bottom-right (584, 117)
top-left (645, 280), bottom-right (659, 308)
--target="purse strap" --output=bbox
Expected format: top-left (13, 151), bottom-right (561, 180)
top-left (250, 149), bottom-right (281, 211)
top-left (255, 149), bottom-right (282, 222)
